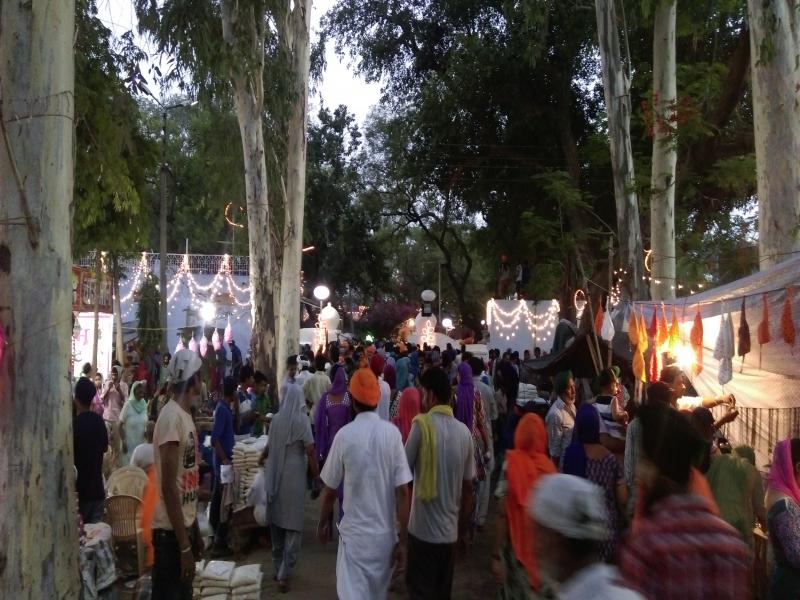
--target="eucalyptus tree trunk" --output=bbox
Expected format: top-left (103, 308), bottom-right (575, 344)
top-left (220, 1), bottom-right (278, 385)
top-left (649, 0), bottom-right (677, 300)
top-left (747, 0), bottom-right (800, 268)
top-left (595, 0), bottom-right (646, 299)
top-left (112, 255), bottom-right (125, 363)
top-left (0, 0), bottom-right (80, 595)
top-left (276, 0), bottom-right (312, 387)
top-left (92, 250), bottom-right (101, 368)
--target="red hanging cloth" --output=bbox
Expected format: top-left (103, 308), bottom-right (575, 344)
top-left (781, 287), bottom-right (796, 348)
top-left (758, 293), bottom-right (771, 369)
top-left (690, 308), bottom-right (704, 375)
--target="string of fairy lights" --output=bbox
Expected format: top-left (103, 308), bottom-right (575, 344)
top-left (116, 253), bottom-right (252, 321)
top-left (486, 299), bottom-right (560, 343)
top-left (642, 250), bottom-right (707, 295)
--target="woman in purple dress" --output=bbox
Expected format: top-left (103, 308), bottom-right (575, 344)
top-left (314, 365), bottom-right (351, 519)
top-left (562, 403), bottom-right (628, 562)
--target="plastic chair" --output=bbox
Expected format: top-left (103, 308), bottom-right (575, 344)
top-left (105, 494), bottom-right (144, 576)
top-left (107, 466), bottom-right (149, 499)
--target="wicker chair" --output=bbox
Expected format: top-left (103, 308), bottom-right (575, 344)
top-left (107, 466), bottom-right (149, 499)
top-left (105, 494), bottom-right (144, 577)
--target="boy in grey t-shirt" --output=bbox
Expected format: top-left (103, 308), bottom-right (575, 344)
top-left (405, 367), bottom-right (475, 599)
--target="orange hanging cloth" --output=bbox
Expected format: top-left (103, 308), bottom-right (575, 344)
top-left (594, 302), bottom-right (605, 335)
top-left (781, 287), bottom-right (796, 348)
top-left (648, 343), bottom-right (661, 382)
top-left (657, 303), bottom-right (669, 349)
top-left (757, 293), bottom-right (771, 369)
top-left (690, 308), bottom-right (704, 375)
top-left (668, 307), bottom-right (681, 355)
top-left (638, 308), bottom-right (649, 353)
top-left (648, 308), bottom-right (658, 338)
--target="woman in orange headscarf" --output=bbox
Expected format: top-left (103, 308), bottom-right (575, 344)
top-left (491, 413), bottom-right (556, 598)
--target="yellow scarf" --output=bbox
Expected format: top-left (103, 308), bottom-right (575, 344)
top-left (412, 405), bottom-right (454, 501)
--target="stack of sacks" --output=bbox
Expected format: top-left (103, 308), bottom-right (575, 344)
top-left (230, 564), bottom-right (263, 600)
top-left (192, 560), bottom-right (206, 599)
top-left (198, 560), bottom-right (235, 599)
top-left (232, 436), bottom-right (267, 506)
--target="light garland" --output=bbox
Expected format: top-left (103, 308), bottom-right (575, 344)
top-left (419, 318), bottom-right (436, 348)
top-left (487, 299), bottom-right (560, 343)
top-left (640, 249), bottom-right (708, 295)
top-left (224, 202), bottom-right (246, 229)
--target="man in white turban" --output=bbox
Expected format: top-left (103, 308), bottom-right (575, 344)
top-left (527, 474), bottom-right (643, 600)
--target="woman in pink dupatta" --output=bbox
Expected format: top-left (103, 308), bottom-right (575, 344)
top-left (766, 438), bottom-right (800, 598)
top-left (393, 388), bottom-right (421, 443)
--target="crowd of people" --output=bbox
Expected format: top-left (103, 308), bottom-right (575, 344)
top-left (71, 336), bottom-right (800, 599)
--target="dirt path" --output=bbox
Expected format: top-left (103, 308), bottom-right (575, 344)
top-left (234, 496), bottom-right (498, 599)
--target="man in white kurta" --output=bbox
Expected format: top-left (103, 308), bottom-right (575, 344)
top-left (318, 368), bottom-right (412, 600)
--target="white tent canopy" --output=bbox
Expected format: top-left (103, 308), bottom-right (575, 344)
top-left (618, 255), bottom-right (800, 467)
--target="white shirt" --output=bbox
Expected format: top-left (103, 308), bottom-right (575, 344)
top-left (545, 398), bottom-right (576, 464)
top-left (558, 563), bottom-right (644, 600)
top-left (320, 411), bottom-right (412, 540)
top-left (377, 378), bottom-right (391, 421)
top-left (303, 371), bottom-right (331, 414)
top-left (295, 370), bottom-right (312, 387)
top-left (130, 442), bottom-right (154, 470)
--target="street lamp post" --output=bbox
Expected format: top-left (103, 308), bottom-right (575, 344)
top-left (313, 285), bottom-right (330, 309)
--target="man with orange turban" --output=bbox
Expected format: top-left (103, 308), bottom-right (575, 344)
top-left (318, 368), bottom-right (413, 599)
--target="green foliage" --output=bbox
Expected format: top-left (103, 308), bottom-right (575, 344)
top-left (138, 98), bottom-right (248, 254)
top-left (72, 0), bottom-right (158, 256)
top-left (303, 105), bottom-right (390, 301)
top-left (137, 274), bottom-right (162, 355)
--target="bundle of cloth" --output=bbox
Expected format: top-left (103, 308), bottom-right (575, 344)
top-left (193, 560), bottom-right (205, 599)
top-left (232, 436), bottom-right (268, 507)
top-left (230, 564), bottom-right (263, 600)
top-left (195, 560), bottom-right (235, 599)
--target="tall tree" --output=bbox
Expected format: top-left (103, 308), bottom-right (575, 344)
top-left (218, 0), bottom-right (278, 377)
top-left (747, 0), bottom-right (800, 268)
top-left (72, 0), bottom-right (156, 257)
top-left (303, 106), bottom-right (390, 303)
top-left (136, 0), bottom-right (313, 389)
top-left (276, 0), bottom-right (312, 382)
top-left (0, 0), bottom-right (80, 596)
top-left (595, 0), bottom-right (646, 299)
top-left (649, 0), bottom-right (678, 300)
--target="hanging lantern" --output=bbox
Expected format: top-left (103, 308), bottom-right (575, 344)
top-left (199, 335), bottom-right (209, 358)
top-left (188, 337), bottom-right (198, 353)
top-left (212, 328), bottom-right (221, 352)
top-left (224, 318), bottom-right (233, 344)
